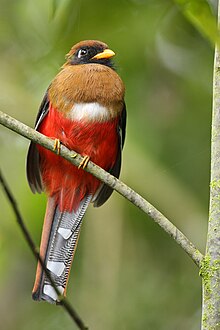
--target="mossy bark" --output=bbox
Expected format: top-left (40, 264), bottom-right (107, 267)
top-left (201, 5), bottom-right (220, 328)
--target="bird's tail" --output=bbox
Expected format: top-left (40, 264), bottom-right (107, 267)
top-left (32, 194), bottom-right (92, 303)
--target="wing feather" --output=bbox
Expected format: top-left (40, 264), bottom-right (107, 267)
top-left (93, 103), bottom-right (127, 207)
top-left (26, 92), bottom-right (49, 193)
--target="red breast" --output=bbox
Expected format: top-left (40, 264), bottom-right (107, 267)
top-left (27, 40), bottom-right (127, 303)
top-left (37, 40), bottom-right (125, 211)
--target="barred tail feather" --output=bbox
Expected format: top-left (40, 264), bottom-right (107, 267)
top-left (32, 194), bottom-right (92, 303)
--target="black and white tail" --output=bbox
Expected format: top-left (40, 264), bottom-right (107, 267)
top-left (32, 194), bottom-right (92, 303)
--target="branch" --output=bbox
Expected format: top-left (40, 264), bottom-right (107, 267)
top-left (201, 1), bottom-right (220, 328)
top-left (0, 170), bottom-right (88, 330)
top-left (0, 110), bottom-right (204, 267)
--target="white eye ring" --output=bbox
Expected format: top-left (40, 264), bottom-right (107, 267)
top-left (78, 49), bottom-right (88, 58)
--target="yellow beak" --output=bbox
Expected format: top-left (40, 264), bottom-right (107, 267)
top-left (92, 49), bottom-right (115, 60)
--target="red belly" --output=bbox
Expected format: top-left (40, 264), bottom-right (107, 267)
top-left (37, 106), bottom-right (119, 211)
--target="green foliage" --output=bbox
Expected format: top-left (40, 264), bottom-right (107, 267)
top-left (50, 0), bottom-right (61, 19)
top-left (174, 0), bottom-right (219, 46)
top-left (0, 0), bottom-right (216, 329)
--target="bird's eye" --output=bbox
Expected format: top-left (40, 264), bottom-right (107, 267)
top-left (77, 49), bottom-right (88, 58)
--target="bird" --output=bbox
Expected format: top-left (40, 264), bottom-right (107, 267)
top-left (26, 40), bottom-right (126, 304)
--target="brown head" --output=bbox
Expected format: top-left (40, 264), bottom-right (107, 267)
top-left (64, 40), bottom-right (116, 69)
top-left (49, 40), bottom-right (124, 114)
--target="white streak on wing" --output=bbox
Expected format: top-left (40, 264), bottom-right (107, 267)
top-left (47, 261), bottom-right (65, 276)
top-left (43, 284), bottom-right (64, 301)
top-left (69, 102), bottom-right (110, 121)
top-left (58, 227), bottom-right (72, 239)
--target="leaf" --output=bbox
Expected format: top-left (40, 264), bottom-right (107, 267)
top-left (51, 0), bottom-right (61, 19)
top-left (174, 0), bottom-right (220, 46)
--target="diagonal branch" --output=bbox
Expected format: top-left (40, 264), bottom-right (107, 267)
top-left (0, 110), bottom-right (204, 267)
top-left (0, 170), bottom-right (88, 330)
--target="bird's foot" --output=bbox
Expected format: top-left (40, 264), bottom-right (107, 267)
top-left (78, 155), bottom-right (90, 169)
top-left (53, 139), bottom-right (61, 155)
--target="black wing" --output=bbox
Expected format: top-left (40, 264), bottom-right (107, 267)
top-left (26, 92), bottom-right (49, 193)
top-left (93, 102), bottom-right (127, 207)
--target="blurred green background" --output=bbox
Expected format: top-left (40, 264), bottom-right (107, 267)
top-left (0, 0), bottom-right (215, 329)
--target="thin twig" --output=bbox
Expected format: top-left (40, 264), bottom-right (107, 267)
top-left (0, 170), bottom-right (88, 330)
top-left (0, 110), bottom-right (204, 267)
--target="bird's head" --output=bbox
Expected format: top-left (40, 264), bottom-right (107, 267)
top-left (64, 40), bottom-right (115, 69)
